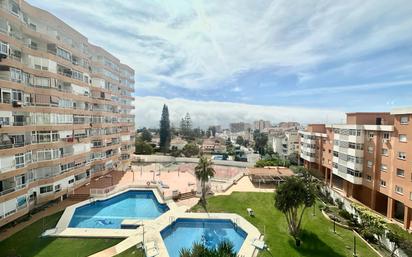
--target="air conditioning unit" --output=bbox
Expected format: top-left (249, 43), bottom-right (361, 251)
top-left (12, 101), bottom-right (22, 107)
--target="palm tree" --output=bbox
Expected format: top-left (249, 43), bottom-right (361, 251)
top-left (179, 241), bottom-right (236, 257)
top-left (195, 156), bottom-right (215, 206)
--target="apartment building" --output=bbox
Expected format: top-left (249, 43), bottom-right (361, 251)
top-left (229, 122), bottom-right (252, 133)
top-left (0, 0), bottom-right (135, 227)
top-left (253, 120), bottom-right (271, 131)
top-left (269, 130), bottom-right (299, 158)
top-left (299, 110), bottom-right (412, 229)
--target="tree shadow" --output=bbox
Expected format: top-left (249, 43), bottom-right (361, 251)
top-left (288, 230), bottom-right (347, 257)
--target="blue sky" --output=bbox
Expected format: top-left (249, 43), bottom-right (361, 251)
top-left (28, 0), bottom-right (412, 127)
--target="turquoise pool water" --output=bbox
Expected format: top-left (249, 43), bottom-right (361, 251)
top-left (68, 190), bottom-right (169, 228)
top-left (161, 218), bottom-right (247, 257)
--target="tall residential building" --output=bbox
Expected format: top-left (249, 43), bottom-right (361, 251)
top-left (299, 110), bottom-right (412, 229)
top-left (0, 0), bottom-right (135, 227)
top-left (253, 120), bottom-right (271, 131)
top-left (229, 122), bottom-right (252, 133)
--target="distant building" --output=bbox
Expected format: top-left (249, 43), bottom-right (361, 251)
top-left (230, 122), bottom-right (252, 133)
top-left (276, 122), bottom-right (300, 130)
top-left (201, 139), bottom-right (225, 153)
top-left (254, 120), bottom-right (271, 131)
top-left (269, 131), bottom-right (299, 158)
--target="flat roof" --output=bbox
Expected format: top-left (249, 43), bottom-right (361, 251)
top-left (391, 107), bottom-right (412, 115)
top-left (248, 167), bottom-right (294, 177)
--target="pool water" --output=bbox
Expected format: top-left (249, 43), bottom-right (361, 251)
top-left (161, 218), bottom-right (247, 257)
top-left (68, 190), bottom-right (169, 228)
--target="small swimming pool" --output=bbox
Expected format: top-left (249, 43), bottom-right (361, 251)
top-left (68, 190), bottom-right (169, 229)
top-left (161, 218), bottom-right (247, 257)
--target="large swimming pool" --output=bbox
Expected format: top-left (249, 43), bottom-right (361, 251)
top-left (68, 190), bottom-right (169, 229)
top-left (161, 218), bottom-right (247, 257)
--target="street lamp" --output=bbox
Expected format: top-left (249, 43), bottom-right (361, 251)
top-left (353, 235), bottom-right (357, 256)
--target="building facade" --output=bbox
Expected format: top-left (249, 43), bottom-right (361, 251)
top-left (253, 120), bottom-right (271, 131)
top-left (0, 0), bottom-right (135, 227)
top-left (229, 122), bottom-right (252, 133)
top-left (270, 130), bottom-right (299, 158)
top-left (299, 110), bottom-right (412, 229)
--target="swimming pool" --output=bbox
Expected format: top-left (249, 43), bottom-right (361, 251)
top-left (68, 190), bottom-right (169, 229)
top-left (161, 218), bottom-right (247, 257)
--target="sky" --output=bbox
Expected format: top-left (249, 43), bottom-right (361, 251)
top-left (28, 0), bottom-right (412, 128)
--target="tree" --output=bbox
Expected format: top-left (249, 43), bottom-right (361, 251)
top-left (253, 131), bottom-right (268, 155)
top-left (179, 240), bottom-right (236, 257)
top-left (180, 113), bottom-right (193, 138)
top-left (159, 104), bottom-right (171, 153)
top-left (275, 176), bottom-right (316, 246)
top-left (235, 136), bottom-right (244, 146)
top-left (135, 139), bottom-right (154, 155)
top-left (140, 127), bottom-right (152, 142)
top-left (182, 143), bottom-right (200, 157)
top-left (195, 156), bottom-right (215, 206)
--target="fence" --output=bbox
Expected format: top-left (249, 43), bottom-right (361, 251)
top-left (89, 183), bottom-right (172, 200)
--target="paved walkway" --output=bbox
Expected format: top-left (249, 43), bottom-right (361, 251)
top-left (0, 199), bottom-right (80, 241)
top-left (216, 176), bottom-right (275, 195)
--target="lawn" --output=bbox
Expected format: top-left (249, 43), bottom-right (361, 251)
top-left (192, 192), bottom-right (380, 257)
top-left (114, 247), bottom-right (144, 257)
top-left (0, 212), bottom-right (123, 257)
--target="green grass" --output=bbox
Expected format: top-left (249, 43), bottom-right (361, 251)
top-left (114, 246), bottom-right (144, 257)
top-left (192, 192), bottom-right (380, 257)
top-left (0, 212), bottom-right (122, 257)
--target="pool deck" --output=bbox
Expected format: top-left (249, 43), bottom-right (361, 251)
top-left (46, 186), bottom-right (262, 257)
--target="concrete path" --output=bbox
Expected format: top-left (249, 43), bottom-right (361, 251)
top-left (215, 176), bottom-right (275, 195)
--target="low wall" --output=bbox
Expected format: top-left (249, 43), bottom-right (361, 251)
top-left (133, 155), bottom-right (254, 168)
top-left (322, 186), bottom-right (408, 257)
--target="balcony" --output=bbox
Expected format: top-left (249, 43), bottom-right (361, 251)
top-left (0, 41), bottom-right (9, 58)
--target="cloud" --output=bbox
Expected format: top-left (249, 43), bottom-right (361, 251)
top-left (28, 0), bottom-right (412, 94)
top-left (132, 96), bottom-right (345, 128)
top-left (273, 79), bottom-right (412, 97)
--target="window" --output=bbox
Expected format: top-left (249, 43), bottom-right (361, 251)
top-left (15, 153), bottom-right (24, 168)
top-left (39, 185), bottom-right (53, 194)
top-left (367, 146), bottom-right (374, 153)
top-left (56, 47), bottom-right (71, 61)
top-left (54, 184), bottom-right (61, 192)
top-left (400, 116), bottom-right (409, 125)
top-left (367, 161), bottom-right (373, 168)
top-left (383, 132), bottom-right (390, 139)
top-left (395, 185), bottom-right (404, 195)
top-left (396, 168), bottom-right (405, 177)
top-left (398, 152), bottom-right (406, 160)
top-left (381, 148), bottom-right (388, 156)
top-left (399, 134), bottom-right (407, 143)
top-left (381, 164), bottom-right (387, 172)
top-left (68, 179), bottom-right (74, 184)
top-left (366, 175), bottom-right (372, 181)
top-left (380, 180), bottom-right (386, 187)
top-left (368, 132), bottom-right (374, 138)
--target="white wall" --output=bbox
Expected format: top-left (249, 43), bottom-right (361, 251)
top-left (0, 155), bottom-right (15, 173)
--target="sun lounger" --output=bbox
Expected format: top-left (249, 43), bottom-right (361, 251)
top-left (252, 238), bottom-right (266, 250)
top-left (247, 208), bottom-right (255, 216)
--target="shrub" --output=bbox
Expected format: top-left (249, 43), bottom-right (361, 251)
top-left (339, 209), bottom-right (352, 220)
top-left (335, 198), bottom-right (344, 209)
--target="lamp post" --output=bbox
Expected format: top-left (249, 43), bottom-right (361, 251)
top-left (353, 235), bottom-right (357, 256)
top-left (333, 215), bottom-right (336, 233)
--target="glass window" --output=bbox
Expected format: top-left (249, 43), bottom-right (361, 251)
top-left (398, 152), bottom-right (406, 160)
top-left (368, 146), bottom-right (373, 153)
top-left (39, 185), bottom-right (53, 194)
top-left (380, 180), bottom-right (386, 187)
top-left (396, 168), bottom-right (405, 177)
top-left (395, 185), bottom-right (404, 195)
top-left (399, 134), bottom-right (407, 142)
top-left (400, 116), bottom-right (409, 125)
top-left (381, 164), bottom-right (387, 172)
top-left (381, 148), bottom-right (388, 156)
top-left (367, 161), bottom-right (373, 168)
top-left (15, 153), bottom-right (24, 168)
top-left (383, 132), bottom-right (390, 139)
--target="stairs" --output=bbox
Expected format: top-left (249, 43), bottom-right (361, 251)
top-left (178, 191), bottom-right (196, 201)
